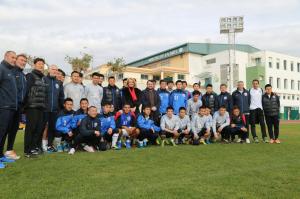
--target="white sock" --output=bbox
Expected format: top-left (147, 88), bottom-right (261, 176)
top-left (112, 134), bottom-right (119, 147)
top-left (54, 137), bottom-right (62, 148)
top-left (42, 139), bottom-right (48, 148)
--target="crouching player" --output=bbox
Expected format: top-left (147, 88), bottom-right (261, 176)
top-left (137, 105), bottom-right (160, 148)
top-left (212, 106), bottom-right (231, 143)
top-left (69, 106), bottom-right (100, 154)
top-left (70, 98), bottom-right (89, 138)
top-left (160, 106), bottom-right (180, 146)
top-left (230, 106), bottom-right (248, 143)
top-left (55, 98), bottom-right (75, 152)
top-left (115, 103), bottom-right (140, 149)
top-left (191, 106), bottom-right (211, 145)
top-left (99, 102), bottom-right (119, 150)
top-left (178, 107), bottom-right (191, 144)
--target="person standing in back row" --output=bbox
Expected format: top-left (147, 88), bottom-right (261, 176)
top-left (249, 79), bottom-right (268, 143)
top-left (85, 72), bottom-right (103, 113)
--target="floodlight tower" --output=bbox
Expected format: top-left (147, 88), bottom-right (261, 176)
top-left (220, 16), bottom-right (244, 92)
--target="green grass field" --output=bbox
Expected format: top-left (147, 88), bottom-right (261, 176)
top-left (1, 124), bottom-right (300, 199)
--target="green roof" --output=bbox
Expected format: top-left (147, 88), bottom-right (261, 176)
top-left (127, 43), bottom-right (260, 67)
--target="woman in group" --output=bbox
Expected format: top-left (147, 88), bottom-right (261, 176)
top-left (122, 78), bottom-right (142, 114)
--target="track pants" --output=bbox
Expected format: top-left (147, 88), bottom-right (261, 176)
top-left (231, 127), bottom-right (247, 140)
top-left (265, 115), bottom-right (280, 140)
top-left (250, 108), bottom-right (267, 139)
top-left (0, 109), bottom-right (15, 157)
top-left (138, 128), bottom-right (158, 144)
top-left (44, 111), bottom-right (58, 147)
top-left (6, 108), bottom-right (21, 151)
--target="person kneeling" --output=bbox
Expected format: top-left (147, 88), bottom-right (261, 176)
top-left (55, 98), bottom-right (75, 152)
top-left (191, 106), bottom-right (211, 145)
top-left (69, 106), bottom-right (100, 155)
top-left (178, 107), bottom-right (192, 144)
top-left (137, 105), bottom-right (160, 148)
top-left (230, 106), bottom-right (248, 143)
top-left (160, 106), bottom-right (180, 146)
top-left (212, 106), bottom-right (231, 143)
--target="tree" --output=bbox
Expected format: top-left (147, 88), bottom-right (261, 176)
top-left (65, 53), bottom-right (93, 72)
top-left (107, 57), bottom-right (126, 77)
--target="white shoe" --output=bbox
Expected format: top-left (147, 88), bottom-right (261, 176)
top-left (68, 148), bottom-right (75, 155)
top-left (83, 145), bottom-right (94, 153)
top-left (5, 150), bottom-right (20, 160)
top-left (246, 138), bottom-right (251, 144)
top-left (236, 138), bottom-right (241, 143)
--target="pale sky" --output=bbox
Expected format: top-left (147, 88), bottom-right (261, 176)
top-left (1, 0), bottom-right (300, 73)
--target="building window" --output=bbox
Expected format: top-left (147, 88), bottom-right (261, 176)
top-left (287, 95), bottom-right (290, 100)
top-left (177, 74), bottom-right (185, 80)
top-left (269, 76), bottom-right (273, 85)
top-left (153, 75), bottom-right (160, 81)
top-left (206, 58), bottom-right (216, 64)
top-left (118, 73), bottom-right (123, 80)
top-left (205, 77), bottom-right (212, 86)
top-left (292, 95), bottom-right (295, 100)
top-left (276, 59), bottom-right (280, 69)
top-left (283, 60), bottom-right (287, 70)
top-left (291, 80), bottom-right (295, 90)
top-left (283, 95), bottom-right (286, 100)
top-left (284, 79), bottom-right (288, 89)
top-left (268, 57), bottom-right (272, 68)
top-left (277, 78), bottom-right (281, 89)
top-left (255, 58), bottom-right (261, 65)
top-left (291, 62), bottom-right (294, 71)
top-left (297, 63), bottom-right (300, 72)
top-left (141, 74), bottom-right (148, 80)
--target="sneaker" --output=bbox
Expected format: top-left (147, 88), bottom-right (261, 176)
top-left (235, 138), bottom-right (241, 143)
top-left (170, 139), bottom-right (176, 146)
top-left (143, 139), bottom-right (148, 147)
top-left (5, 150), bottom-right (20, 160)
top-left (0, 156), bottom-right (15, 163)
top-left (0, 162), bottom-right (5, 169)
top-left (68, 148), bottom-right (75, 155)
top-left (245, 138), bottom-right (251, 144)
top-left (161, 139), bottom-right (166, 147)
top-left (200, 139), bottom-right (207, 145)
top-left (254, 137), bottom-right (259, 143)
top-left (275, 139), bottom-right (281, 144)
top-left (156, 137), bottom-right (161, 145)
top-left (57, 145), bottom-right (63, 152)
top-left (205, 139), bottom-right (211, 144)
top-left (138, 141), bottom-right (144, 148)
top-left (83, 145), bottom-right (94, 153)
top-left (222, 139), bottom-right (229, 144)
top-left (24, 152), bottom-right (37, 158)
top-left (30, 149), bottom-right (39, 155)
top-left (47, 146), bottom-right (57, 153)
top-left (125, 140), bottom-right (131, 149)
top-left (63, 143), bottom-right (70, 152)
top-left (263, 138), bottom-right (269, 143)
top-left (270, 139), bottom-right (275, 144)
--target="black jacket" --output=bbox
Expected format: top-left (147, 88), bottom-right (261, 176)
top-left (0, 60), bottom-right (18, 110)
top-left (262, 93), bottom-right (280, 116)
top-left (122, 87), bottom-right (142, 113)
top-left (232, 88), bottom-right (251, 114)
top-left (202, 92), bottom-right (218, 114)
top-left (217, 92), bottom-right (233, 113)
top-left (24, 69), bottom-right (48, 110)
top-left (102, 85), bottom-right (122, 112)
top-left (44, 75), bottom-right (64, 112)
top-left (79, 115), bottom-right (100, 137)
top-left (140, 88), bottom-right (161, 111)
top-left (14, 66), bottom-right (27, 106)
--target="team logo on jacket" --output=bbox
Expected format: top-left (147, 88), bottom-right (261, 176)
top-left (272, 96), bottom-right (276, 98)
top-left (210, 95), bottom-right (213, 98)
top-left (55, 83), bottom-right (59, 89)
top-left (94, 122), bottom-right (98, 128)
top-left (127, 116), bottom-right (131, 121)
top-left (224, 96), bottom-right (227, 100)
top-left (244, 93), bottom-right (247, 96)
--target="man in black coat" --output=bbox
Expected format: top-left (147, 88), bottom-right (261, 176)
top-left (0, 51), bottom-right (18, 168)
top-left (24, 58), bottom-right (48, 158)
top-left (102, 76), bottom-right (122, 113)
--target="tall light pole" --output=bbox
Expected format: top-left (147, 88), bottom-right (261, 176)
top-left (220, 16), bottom-right (244, 92)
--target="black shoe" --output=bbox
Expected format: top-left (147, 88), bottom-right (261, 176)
top-left (24, 153), bottom-right (37, 158)
top-left (30, 149), bottom-right (39, 155)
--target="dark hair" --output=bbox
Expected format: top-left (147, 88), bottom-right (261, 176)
top-left (123, 103), bottom-right (131, 107)
top-left (147, 80), bottom-right (155, 84)
top-left (71, 71), bottom-right (80, 76)
top-left (182, 81), bottom-right (187, 85)
top-left (219, 105), bottom-right (226, 110)
top-left (143, 105), bottom-right (152, 110)
top-left (265, 84), bottom-right (272, 89)
top-left (179, 107), bottom-right (186, 112)
top-left (123, 78), bottom-right (128, 82)
top-left (99, 74), bottom-right (104, 78)
top-left (160, 79), bottom-right (167, 84)
top-left (33, 58), bottom-right (45, 64)
top-left (92, 72), bottom-right (101, 77)
top-left (232, 105), bottom-right (240, 111)
top-left (199, 105), bottom-right (207, 110)
top-left (252, 79), bottom-right (259, 84)
top-left (79, 72), bottom-right (83, 78)
top-left (80, 98), bottom-right (88, 103)
top-left (108, 76), bottom-right (115, 80)
top-left (175, 80), bottom-right (182, 85)
top-left (220, 83), bottom-right (227, 88)
top-left (102, 102), bottom-right (112, 106)
top-left (167, 80), bottom-right (174, 84)
top-left (166, 106), bottom-right (174, 111)
top-left (88, 106), bottom-right (97, 110)
top-left (64, 98), bottom-right (73, 103)
top-left (206, 84), bottom-right (213, 88)
top-left (193, 83), bottom-right (199, 87)
top-left (192, 90), bottom-right (201, 96)
top-left (58, 69), bottom-right (66, 77)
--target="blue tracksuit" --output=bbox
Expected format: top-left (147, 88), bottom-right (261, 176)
top-left (70, 109), bottom-right (87, 129)
top-left (56, 110), bottom-right (74, 134)
top-left (116, 112), bottom-right (136, 128)
top-left (99, 113), bottom-right (116, 135)
top-left (217, 92), bottom-right (233, 113)
top-left (169, 89), bottom-right (187, 114)
top-left (137, 114), bottom-right (161, 132)
top-left (232, 89), bottom-right (251, 114)
top-left (157, 88), bottom-right (170, 114)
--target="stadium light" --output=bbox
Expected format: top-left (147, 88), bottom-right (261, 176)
top-left (220, 16), bottom-right (244, 92)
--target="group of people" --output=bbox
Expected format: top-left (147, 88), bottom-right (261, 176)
top-left (0, 51), bottom-right (281, 169)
